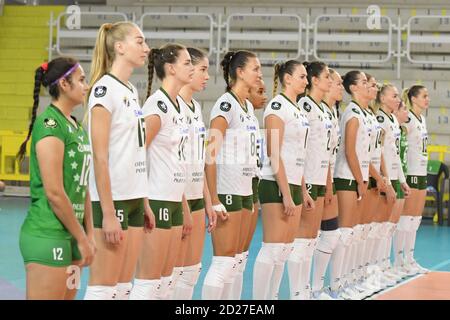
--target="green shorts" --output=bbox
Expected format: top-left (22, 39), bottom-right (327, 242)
top-left (92, 198), bottom-right (144, 230)
top-left (332, 183), bottom-right (336, 195)
top-left (334, 178), bottom-right (363, 193)
top-left (306, 184), bottom-right (326, 201)
top-left (258, 179), bottom-right (302, 206)
top-left (407, 175), bottom-right (427, 190)
top-left (252, 177), bottom-right (260, 204)
top-left (369, 177), bottom-right (377, 189)
top-left (218, 194), bottom-right (253, 212)
top-left (150, 200), bottom-right (183, 229)
top-left (19, 231), bottom-right (81, 267)
top-left (188, 198), bottom-right (205, 212)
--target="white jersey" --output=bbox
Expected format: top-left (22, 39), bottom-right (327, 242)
top-left (334, 101), bottom-right (372, 181)
top-left (88, 74), bottom-right (148, 201)
top-left (261, 93), bottom-right (309, 186)
top-left (403, 110), bottom-right (428, 176)
top-left (178, 96), bottom-right (206, 201)
top-left (300, 96), bottom-right (333, 186)
top-left (210, 91), bottom-right (257, 196)
top-left (250, 107), bottom-right (263, 179)
top-left (322, 102), bottom-right (340, 180)
top-left (143, 88), bottom-right (189, 202)
top-left (367, 108), bottom-right (382, 173)
top-left (377, 109), bottom-right (403, 182)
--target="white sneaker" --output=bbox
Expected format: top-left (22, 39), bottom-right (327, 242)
top-left (311, 288), bottom-right (335, 300)
top-left (378, 273), bottom-right (397, 287)
top-left (383, 268), bottom-right (403, 282)
top-left (389, 266), bottom-right (409, 278)
top-left (364, 275), bottom-right (384, 293)
top-left (353, 282), bottom-right (373, 299)
top-left (401, 263), bottom-right (419, 276)
top-left (407, 260), bottom-right (429, 274)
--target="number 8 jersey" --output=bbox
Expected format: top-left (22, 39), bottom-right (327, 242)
top-left (210, 91), bottom-right (257, 196)
top-left (88, 74), bottom-right (148, 201)
top-left (143, 88), bottom-right (189, 202)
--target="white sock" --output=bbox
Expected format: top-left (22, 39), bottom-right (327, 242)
top-left (312, 229), bottom-right (340, 292)
top-left (155, 276), bottom-right (172, 300)
top-left (253, 243), bottom-right (284, 300)
top-left (298, 238), bottom-right (316, 298)
top-left (268, 244), bottom-right (291, 300)
top-left (84, 285), bottom-right (116, 300)
top-left (221, 253), bottom-right (240, 300)
top-left (330, 227), bottom-right (353, 291)
top-left (287, 239), bottom-right (309, 299)
top-left (114, 282), bottom-right (132, 300)
top-left (202, 256), bottom-right (235, 300)
top-left (129, 279), bottom-right (161, 300)
top-left (173, 263), bottom-right (201, 300)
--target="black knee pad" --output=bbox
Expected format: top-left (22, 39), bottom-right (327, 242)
top-left (321, 217), bottom-right (339, 231)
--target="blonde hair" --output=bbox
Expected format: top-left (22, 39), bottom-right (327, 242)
top-left (89, 21), bottom-right (137, 92)
top-left (372, 83), bottom-right (394, 113)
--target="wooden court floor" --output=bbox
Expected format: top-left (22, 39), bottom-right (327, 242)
top-left (375, 272), bottom-right (450, 300)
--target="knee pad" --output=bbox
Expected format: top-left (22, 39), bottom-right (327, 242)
top-left (397, 216), bottom-right (411, 231)
top-left (316, 229), bottom-right (341, 254)
top-left (129, 279), bottom-right (160, 300)
top-left (203, 256), bottom-right (236, 288)
top-left (338, 227), bottom-right (354, 247)
top-left (386, 222), bottom-right (397, 237)
top-left (353, 224), bottom-right (363, 242)
top-left (307, 237), bottom-right (318, 258)
top-left (360, 224), bottom-right (370, 241)
top-left (321, 217), bottom-right (339, 231)
top-left (179, 263), bottom-right (202, 287)
top-left (156, 276), bottom-right (173, 299)
top-left (172, 267), bottom-right (184, 283)
top-left (368, 222), bottom-right (380, 239)
top-left (256, 242), bottom-right (285, 265)
top-left (115, 282), bottom-right (133, 300)
top-left (84, 285), bottom-right (116, 300)
top-left (278, 243), bottom-right (292, 263)
top-left (232, 253), bottom-right (244, 277)
top-left (288, 238), bottom-right (310, 263)
top-left (239, 251), bottom-right (249, 272)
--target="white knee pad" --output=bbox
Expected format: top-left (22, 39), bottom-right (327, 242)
top-left (307, 237), bottom-right (318, 259)
top-left (397, 216), bottom-right (412, 231)
top-left (239, 251), bottom-right (249, 273)
top-left (129, 279), bottom-right (161, 300)
top-left (115, 282), bottom-right (133, 300)
top-left (353, 224), bottom-right (363, 242)
top-left (231, 253), bottom-right (244, 278)
top-left (368, 222), bottom-right (380, 239)
top-left (203, 256), bottom-right (236, 288)
top-left (256, 242), bottom-right (285, 265)
top-left (386, 222), bottom-right (397, 237)
top-left (361, 224), bottom-right (370, 241)
top-left (278, 243), bottom-right (292, 263)
top-left (84, 285), bottom-right (116, 300)
top-left (179, 263), bottom-right (202, 288)
top-left (289, 238), bottom-right (311, 263)
top-left (338, 227), bottom-right (354, 247)
top-left (156, 276), bottom-right (173, 299)
top-left (316, 229), bottom-right (341, 254)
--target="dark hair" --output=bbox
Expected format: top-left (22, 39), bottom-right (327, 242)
top-left (17, 57), bottom-right (78, 163)
top-left (220, 50), bottom-right (256, 91)
top-left (303, 61), bottom-right (327, 91)
top-left (187, 47), bottom-right (207, 66)
top-left (147, 43), bottom-right (186, 98)
top-left (343, 70), bottom-right (363, 95)
top-left (272, 60), bottom-right (303, 97)
top-left (402, 85), bottom-right (426, 109)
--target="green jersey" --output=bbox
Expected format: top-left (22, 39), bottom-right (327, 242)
top-left (21, 105), bottom-right (91, 239)
top-left (400, 126), bottom-right (408, 175)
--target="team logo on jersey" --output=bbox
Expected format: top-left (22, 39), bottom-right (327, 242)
top-left (327, 111), bottom-right (332, 120)
top-left (123, 96), bottom-right (130, 107)
top-left (377, 115), bottom-right (384, 123)
top-left (303, 102), bottom-right (311, 112)
top-left (157, 101), bottom-right (168, 113)
top-left (406, 117), bottom-right (411, 123)
top-left (94, 86), bottom-right (107, 98)
top-left (352, 108), bottom-right (360, 115)
top-left (220, 101), bottom-right (231, 112)
top-left (193, 116), bottom-right (199, 121)
top-left (271, 101), bottom-right (281, 110)
top-left (44, 118), bottom-right (57, 128)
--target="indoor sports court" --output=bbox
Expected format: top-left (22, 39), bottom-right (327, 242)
top-left (1, 0), bottom-right (450, 301)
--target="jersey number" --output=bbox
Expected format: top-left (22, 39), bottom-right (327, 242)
top-left (79, 154), bottom-right (91, 187)
top-left (52, 247), bottom-right (63, 261)
top-left (250, 132), bottom-right (256, 156)
top-left (116, 209), bottom-right (124, 222)
top-left (304, 128), bottom-right (309, 149)
top-left (137, 118), bottom-right (146, 148)
top-left (178, 136), bottom-right (188, 161)
top-left (422, 136), bottom-right (428, 154)
top-left (198, 133), bottom-right (205, 161)
top-left (395, 137), bottom-right (400, 155)
top-left (159, 208), bottom-right (169, 222)
top-left (326, 130), bottom-right (331, 151)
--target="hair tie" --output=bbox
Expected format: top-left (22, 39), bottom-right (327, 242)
top-left (40, 62), bottom-right (48, 72)
top-left (50, 63), bottom-right (79, 87)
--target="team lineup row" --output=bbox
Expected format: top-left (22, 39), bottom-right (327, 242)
top-left (16, 21), bottom-right (429, 300)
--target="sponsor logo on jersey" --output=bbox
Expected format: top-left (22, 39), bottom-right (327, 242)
top-left (303, 102), bottom-right (311, 112)
top-left (94, 86), bottom-right (107, 98)
top-left (44, 118), bottom-right (58, 128)
top-left (123, 96), bottom-right (130, 107)
top-left (377, 115), bottom-right (384, 123)
top-left (77, 143), bottom-right (90, 153)
top-left (352, 107), bottom-right (360, 115)
top-left (194, 116), bottom-right (199, 121)
top-left (271, 101), bottom-right (281, 110)
top-left (134, 110), bottom-right (143, 117)
top-left (157, 100), bottom-right (168, 113)
top-left (220, 101), bottom-right (231, 112)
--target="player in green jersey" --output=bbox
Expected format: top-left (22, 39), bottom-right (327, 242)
top-left (17, 57), bottom-right (95, 299)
